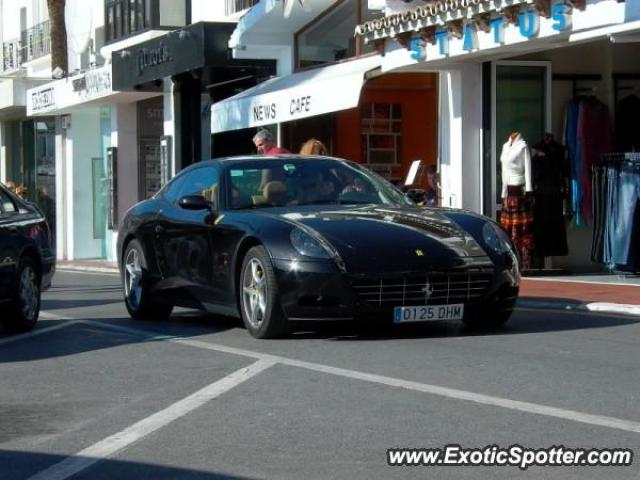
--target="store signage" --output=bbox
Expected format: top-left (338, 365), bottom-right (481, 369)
top-left (408, 2), bottom-right (572, 60)
top-left (30, 87), bottom-right (56, 111)
top-left (71, 68), bottom-right (112, 98)
top-left (252, 95), bottom-right (312, 123)
top-left (136, 43), bottom-right (173, 76)
top-left (27, 65), bottom-right (114, 116)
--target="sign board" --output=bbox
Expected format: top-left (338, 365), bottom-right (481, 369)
top-left (27, 64), bottom-right (114, 116)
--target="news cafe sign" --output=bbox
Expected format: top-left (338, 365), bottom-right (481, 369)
top-left (409, 2), bottom-right (573, 60)
top-left (252, 95), bottom-right (312, 124)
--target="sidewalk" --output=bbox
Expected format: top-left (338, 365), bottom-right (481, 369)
top-left (55, 260), bottom-right (640, 317)
top-left (519, 277), bottom-right (640, 316)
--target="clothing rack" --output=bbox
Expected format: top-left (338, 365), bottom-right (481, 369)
top-left (599, 152), bottom-right (640, 163)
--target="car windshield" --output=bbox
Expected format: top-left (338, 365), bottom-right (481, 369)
top-left (226, 159), bottom-right (408, 210)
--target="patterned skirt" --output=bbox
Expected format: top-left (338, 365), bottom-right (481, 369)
top-left (500, 185), bottom-right (535, 270)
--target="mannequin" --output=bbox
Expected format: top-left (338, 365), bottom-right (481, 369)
top-left (499, 131), bottom-right (535, 269)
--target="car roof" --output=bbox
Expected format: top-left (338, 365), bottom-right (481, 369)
top-left (183, 155), bottom-right (349, 172)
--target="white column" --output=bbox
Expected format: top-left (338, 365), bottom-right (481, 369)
top-left (438, 70), bottom-right (462, 209)
top-left (61, 117), bottom-right (74, 260)
top-left (163, 78), bottom-right (177, 176)
top-left (459, 63), bottom-right (482, 213)
top-left (112, 102), bottom-right (138, 226)
top-left (0, 123), bottom-right (6, 183)
top-left (438, 65), bottom-right (483, 212)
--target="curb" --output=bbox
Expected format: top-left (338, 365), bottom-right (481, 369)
top-left (517, 299), bottom-right (640, 317)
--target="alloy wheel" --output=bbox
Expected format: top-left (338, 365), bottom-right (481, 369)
top-left (124, 247), bottom-right (143, 309)
top-left (19, 265), bottom-right (39, 320)
top-left (242, 258), bottom-right (268, 329)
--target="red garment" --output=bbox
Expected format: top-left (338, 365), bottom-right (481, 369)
top-left (265, 146), bottom-right (290, 154)
top-left (577, 98), bottom-right (613, 223)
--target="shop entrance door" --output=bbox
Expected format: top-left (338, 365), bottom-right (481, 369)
top-left (491, 61), bottom-right (551, 218)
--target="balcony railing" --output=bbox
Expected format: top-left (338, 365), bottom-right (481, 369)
top-left (1, 20), bottom-right (51, 72)
top-left (225, 0), bottom-right (259, 16)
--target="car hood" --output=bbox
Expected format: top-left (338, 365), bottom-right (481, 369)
top-left (275, 206), bottom-right (491, 273)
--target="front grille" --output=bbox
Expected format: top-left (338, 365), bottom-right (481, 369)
top-left (351, 271), bottom-right (494, 307)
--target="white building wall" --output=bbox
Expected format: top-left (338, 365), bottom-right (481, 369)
top-left (191, 0), bottom-right (241, 22)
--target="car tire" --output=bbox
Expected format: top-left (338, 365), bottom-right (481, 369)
top-left (123, 239), bottom-right (173, 320)
top-left (239, 246), bottom-right (289, 339)
top-left (461, 307), bottom-right (513, 328)
top-left (1, 256), bottom-right (41, 333)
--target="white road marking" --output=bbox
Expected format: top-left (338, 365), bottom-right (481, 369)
top-left (57, 268), bottom-right (119, 276)
top-left (586, 303), bottom-right (640, 316)
top-left (0, 316), bottom-right (78, 346)
top-left (83, 319), bottom-right (640, 435)
top-left (27, 359), bottom-right (275, 480)
top-left (524, 277), bottom-right (640, 288)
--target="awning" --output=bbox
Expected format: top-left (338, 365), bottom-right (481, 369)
top-left (211, 55), bottom-right (382, 134)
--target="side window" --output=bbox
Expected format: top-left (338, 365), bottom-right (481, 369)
top-left (178, 166), bottom-right (220, 210)
top-left (0, 189), bottom-right (17, 215)
top-left (161, 175), bottom-right (186, 204)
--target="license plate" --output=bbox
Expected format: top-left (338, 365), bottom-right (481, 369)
top-left (393, 304), bottom-right (464, 323)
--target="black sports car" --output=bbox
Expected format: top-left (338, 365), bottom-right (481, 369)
top-left (0, 183), bottom-right (55, 332)
top-left (118, 156), bottom-right (520, 338)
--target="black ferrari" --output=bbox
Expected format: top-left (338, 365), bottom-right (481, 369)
top-left (118, 156), bottom-right (520, 338)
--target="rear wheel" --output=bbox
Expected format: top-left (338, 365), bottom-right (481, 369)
top-left (123, 239), bottom-right (173, 320)
top-left (1, 256), bottom-right (41, 333)
top-left (239, 246), bottom-right (289, 339)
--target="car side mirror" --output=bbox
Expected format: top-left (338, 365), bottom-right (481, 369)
top-left (178, 195), bottom-right (213, 211)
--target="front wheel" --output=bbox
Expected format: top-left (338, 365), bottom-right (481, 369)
top-left (123, 239), bottom-right (172, 320)
top-left (239, 246), bottom-right (289, 339)
top-left (0, 256), bottom-right (41, 333)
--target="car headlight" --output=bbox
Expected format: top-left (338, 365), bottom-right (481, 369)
top-left (290, 228), bottom-right (331, 259)
top-left (482, 222), bottom-right (512, 253)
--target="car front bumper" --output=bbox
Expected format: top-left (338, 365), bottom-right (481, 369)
top-left (272, 257), bottom-right (519, 322)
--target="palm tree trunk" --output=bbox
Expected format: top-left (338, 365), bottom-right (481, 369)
top-left (47, 0), bottom-right (67, 78)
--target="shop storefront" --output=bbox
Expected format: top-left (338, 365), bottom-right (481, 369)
top-left (111, 21), bottom-right (275, 172)
top-left (211, 55), bottom-right (439, 188)
top-left (357, 0), bottom-right (640, 272)
top-left (27, 65), bottom-right (158, 261)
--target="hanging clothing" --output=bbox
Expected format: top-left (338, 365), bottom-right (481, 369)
top-left (564, 99), bottom-right (581, 224)
top-left (563, 97), bottom-right (613, 226)
top-left (591, 154), bottom-right (640, 272)
top-left (500, 134), bottom-right (532, 199)
top-left (531, 139), bottom-right (569, 256)
top-left (577, 96), bottom-right (613, 224)
top-left (500, 185), bottom-right (535, 270)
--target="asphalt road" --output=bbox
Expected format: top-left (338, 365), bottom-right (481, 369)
top-left (1, 270), bottom-right (639, 480)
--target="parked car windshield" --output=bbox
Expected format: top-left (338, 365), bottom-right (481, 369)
top-left (226, 158), bottom-right (408, 210)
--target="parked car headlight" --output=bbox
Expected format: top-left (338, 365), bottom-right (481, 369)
top-left (482, 222), bottom-right (512, 253)
top-left (290, 228), bottom-right (331, 259)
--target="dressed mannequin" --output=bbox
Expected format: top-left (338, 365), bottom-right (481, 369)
top-left (499, 132), bottom-right (535, 269)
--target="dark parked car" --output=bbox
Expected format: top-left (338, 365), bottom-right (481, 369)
top-left (0, 183), bottom-right (55, 332)
top-left (118, 156), bottom-right (520, 338)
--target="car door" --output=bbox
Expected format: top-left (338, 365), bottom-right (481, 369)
top-left (0, 188), bottom-right (21, 300)
top-left (155, 165), bottom-right (220, 308)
